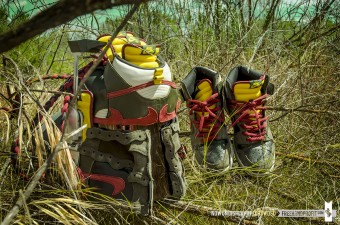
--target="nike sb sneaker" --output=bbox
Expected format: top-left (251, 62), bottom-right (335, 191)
top-left (223, 66), bottom-right (275, 175)
top-left (181, 66), bottom-right (233, 170)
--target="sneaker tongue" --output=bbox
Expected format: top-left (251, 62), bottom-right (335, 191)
top-left (233, 79), bottom-right (264, 102)
top-left (122, 44), bottom-right (160, 68)
top-left (194, 79), bottom-right (216, 120)
top-left (194, 79), bottom-right (213, 101)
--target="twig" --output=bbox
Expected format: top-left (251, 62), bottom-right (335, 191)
top-left (266, 106), bottom-right (335, 114)
top-left (276, 152), bottom-right (340, 168)
top-left (0, 158), bottom-right (11, 181)
top-left (2, 56), bottom-right (13, 104)
top-left (247, 30), bottom-right (268, 68)
top-left (177, 106), bottom-right (187, 114)
top-left (45, 26), bottom-right (65, 75)
top-left (267, 105), bottom-right (337, 122)
top-left (29, 89), bottom-right (74, 97)
top-left (19, 190), bottom-right (33, 225)
top-left (3, 56), bottom-right (47, 115)
top-left (0, 107), bottom-right (12, 112)
top-left (25, 74), bottom-right (71, 86)
top-left (270, 111), bottom-right (289, 122)
top-left (150, 215), bottom-right (167, 225)
top-left (179, 131), bottom-right (192, 137)
top-left (0, 90), bottom-right (13, 107)
top-left (0, 4), bottom-right (142, 225)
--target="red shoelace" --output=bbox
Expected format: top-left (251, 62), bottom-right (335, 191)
top-left (229, 94), bottom-right (268, 142)
top-left (188, 92), bottom-right (224, 141)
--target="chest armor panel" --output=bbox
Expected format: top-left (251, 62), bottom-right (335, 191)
top-left (93, 56), bottom-right (180, 126)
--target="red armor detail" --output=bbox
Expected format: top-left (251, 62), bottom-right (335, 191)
top-left (159, 100), bottom-right (181, 122)
top-left (82, 173), bottom-right (125, 196)
top-left (94, 107), bottom-right (159, 125)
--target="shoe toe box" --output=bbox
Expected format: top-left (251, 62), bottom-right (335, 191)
top-left (235, 140), bottom-right (275, 173)
top-left (195, 140), bottom-right (233, 170)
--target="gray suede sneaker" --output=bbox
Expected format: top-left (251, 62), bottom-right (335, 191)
top-left (223, 66), bottom-right (275, 175)
top-left (181, 67), bottom-right (233, 170)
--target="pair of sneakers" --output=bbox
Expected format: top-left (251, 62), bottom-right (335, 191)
top-left (181, 66), bottom-right (275, 175)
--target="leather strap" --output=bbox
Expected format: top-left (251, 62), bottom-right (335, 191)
top-left (79, 145), bottom-right (133, 170)
top-left (160, 117), bottom-right (186, 198)
top-left (86, 127), bottom-right (147, 144)
top-left (107, 80), bottom-right (177, 99)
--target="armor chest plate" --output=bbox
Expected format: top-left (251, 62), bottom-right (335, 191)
top-left (93, 57), bottom-right (180, 126)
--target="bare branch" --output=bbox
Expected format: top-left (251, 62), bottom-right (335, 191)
top-left (266, 106), bottom-right (336, 114)
top-left (29, 89), bottom-right (74, 97)
top-left (0, 0), bottom-right (150, 54)
top-left (276, 152), bottom-right (340, 168)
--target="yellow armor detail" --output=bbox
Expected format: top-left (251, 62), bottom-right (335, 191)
top-left (124, 54), bottom-right (157, 62)
top-left (122, 44), bottom-right (160, 68)
top-left (98, 32), bottom-right (161, 69)
top-left (77, 92), bottom-right (92, 141)
top-left (124, 44), bottom-right (160, 55)
top-left (154, 68), bottom-right (164, 84)
top-left (98, 32), bottom-right (147, 62)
